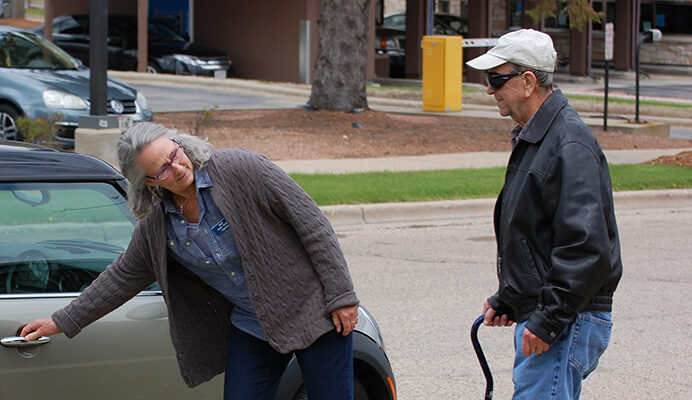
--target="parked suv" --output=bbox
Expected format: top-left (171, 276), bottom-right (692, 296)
top-left (34, 14), bottom-right (233, 78)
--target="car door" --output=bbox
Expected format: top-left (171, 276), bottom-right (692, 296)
top-left (0, 181), bottom-right (223, 399)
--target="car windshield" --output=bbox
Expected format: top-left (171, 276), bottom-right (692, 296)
top-left (435, 15), bottom-right (467, 35)
top-left (0, 31), bottom-right (80, 70)
top-left (147, 19), bottom-right (187, 42)
top-left (0, 182), bottom-right (153, 294)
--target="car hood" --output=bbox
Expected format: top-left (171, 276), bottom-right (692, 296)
top-left (147, 41), bottom-right (229, 58)
top-left (7, 68), bottom-right (137, 100)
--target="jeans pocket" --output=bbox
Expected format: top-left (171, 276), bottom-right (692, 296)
top-left (568, 312), bottom-right (613, 377)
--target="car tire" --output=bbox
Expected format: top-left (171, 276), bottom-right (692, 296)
top-left (0, 104), bottom-right (22, 141)
top-left (147, 62), bottom-right (161, 73)
top-left (291, 379), bottom-right (369, 400)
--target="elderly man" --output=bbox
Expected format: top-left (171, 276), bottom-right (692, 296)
top-left (466, 29), bottom-right (623, 399)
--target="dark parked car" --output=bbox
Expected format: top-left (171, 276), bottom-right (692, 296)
top-left (34, 14), bottom-right (233, 78)
top-left (0, 140), bottom-right (396, 400)
top-left (376, 12), bottom-right (468, 78)
top-left (382, 12), bottom-right (468, 36)
top-left (0, 25), bottom-right (152, 148)
top-left (375, 26), bottom-right (406, 78)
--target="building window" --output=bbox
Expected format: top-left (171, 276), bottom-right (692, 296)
top-left (507, 0), bottom-right (569, 29)
top-left (592, 1), bottom-right (615, 31)
top-left (508, 0), bottom-right (523, 28)
top-left (642, 2), bottom-right (692, 34)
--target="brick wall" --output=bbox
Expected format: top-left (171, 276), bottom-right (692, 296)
top-left (640, 39), bottom-right (692, 66)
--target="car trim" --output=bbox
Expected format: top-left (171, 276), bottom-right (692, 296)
top-left (0, 290), bottom-right (162, 300)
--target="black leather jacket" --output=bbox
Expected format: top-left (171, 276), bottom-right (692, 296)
top-left (488, 89), bottom-right (623, 345)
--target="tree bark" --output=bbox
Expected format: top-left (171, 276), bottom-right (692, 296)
top-left (308, 0), bottom-right (370, 111)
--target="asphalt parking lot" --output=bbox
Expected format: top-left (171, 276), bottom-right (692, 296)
top-left (335, 194), bottom-right (692, 399)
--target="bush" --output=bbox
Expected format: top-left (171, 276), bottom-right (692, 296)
top-left (189, 105), bottom-right (218, 136)
top-left (16, 114), bottom-right (63, 146)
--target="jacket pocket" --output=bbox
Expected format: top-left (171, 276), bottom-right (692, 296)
top-left (518, 237), bottom-right (543, 288)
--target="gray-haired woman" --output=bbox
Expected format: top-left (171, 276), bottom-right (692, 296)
top-left (22, 122), bottom-right (360, 400)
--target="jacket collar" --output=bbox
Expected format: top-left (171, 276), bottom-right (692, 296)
top-left (516, 89), bottom-right (568, 144)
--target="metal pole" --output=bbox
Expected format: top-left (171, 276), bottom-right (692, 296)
top-left (427, 0), bottom-right (434, 35)
top-left (89, 0), bottom-right (108, 116)
top-left (634, 32), bottom-right (648, 124)
top-left (604, 59), bottom-right (609, 131)
top-left (298, 20), bottom-right (310, 84)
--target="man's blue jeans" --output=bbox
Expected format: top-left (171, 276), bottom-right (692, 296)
top-left (224, 324), bottom-right (354, 400)
top-left (512, 312), bottom-right (613, 400)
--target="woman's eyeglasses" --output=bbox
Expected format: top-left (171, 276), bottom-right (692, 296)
top-left (146, 144), bottom-right (184, 181)
top-left (485, 71), bottom-right (522, 90)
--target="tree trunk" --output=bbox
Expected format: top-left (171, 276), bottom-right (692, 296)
top-left (308, 0), bottom-right (370, 111)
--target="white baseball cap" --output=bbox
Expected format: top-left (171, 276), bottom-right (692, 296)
top-left (466, 29), bottom-right (557, 73)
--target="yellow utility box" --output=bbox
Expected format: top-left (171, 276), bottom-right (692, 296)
top-left (422, 35), bottom-right (462, 112)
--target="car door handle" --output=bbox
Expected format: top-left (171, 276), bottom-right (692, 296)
top-left (1, 336), bottom-right (51, 348)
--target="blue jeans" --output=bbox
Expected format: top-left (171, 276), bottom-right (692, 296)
top-left (512, 312), bottom-right (612, 400)
top-left (224, 324), bottom-right (354, 400)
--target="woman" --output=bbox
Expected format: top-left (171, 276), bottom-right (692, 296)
top-left (21, 122), bottom-right (360, 400)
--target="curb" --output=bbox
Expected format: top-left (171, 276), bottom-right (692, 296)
top-left (109, 71), bottom-right (312, 98)
top-left (321, 189), bottom-right (692, 226)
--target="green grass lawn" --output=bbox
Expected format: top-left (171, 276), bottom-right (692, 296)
top-left (291, 164), bottom-right (692, 206)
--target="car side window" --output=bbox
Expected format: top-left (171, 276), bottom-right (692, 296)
top-left (0, 182), bottom-right (144, 295)
top-left (383, 14), bottom-right (406, 30)
top-left (56, 16), bottom-right (87, 35)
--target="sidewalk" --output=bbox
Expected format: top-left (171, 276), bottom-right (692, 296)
top-left (274, 148), bottom-right (692, 174)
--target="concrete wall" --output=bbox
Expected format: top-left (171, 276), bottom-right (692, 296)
top-left (193, 0), bottom-right (319, 82)
top-left (193, 0), bottom-right (375, 82)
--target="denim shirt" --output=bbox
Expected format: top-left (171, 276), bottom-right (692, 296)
top-left (164, 168), bottom-right (266, 341)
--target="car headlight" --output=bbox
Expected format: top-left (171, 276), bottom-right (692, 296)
top-left (43, 90), bottom-right (88, 110)
top-left (172, 54), bottom-right (201, 67)
top-left (136, 91), bottom-right (149, 111)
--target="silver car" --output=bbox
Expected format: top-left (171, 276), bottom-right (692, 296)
top-left (0, 25), bottom-right (153, 148)
top-left (0, 140), bottom-right (397, 399)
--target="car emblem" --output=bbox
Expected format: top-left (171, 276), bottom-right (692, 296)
top-left (110, 100), bottom-right (124, 114)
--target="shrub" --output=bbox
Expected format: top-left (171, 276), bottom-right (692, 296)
top-left (16, 114), bottom-right (63, 146)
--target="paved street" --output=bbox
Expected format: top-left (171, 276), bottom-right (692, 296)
top-left (117, 71), bottom-right (692, 142)
top-left (336, 196), bottom-right (692, 399)
top-left (133, 82), bottom-right (308, 113)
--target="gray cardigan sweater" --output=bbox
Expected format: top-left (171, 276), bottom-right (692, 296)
top-left (51, 149), bottom-right (359, 387)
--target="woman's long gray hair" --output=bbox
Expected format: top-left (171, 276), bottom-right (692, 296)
top-left (117, 122), bottom-right (213, 220)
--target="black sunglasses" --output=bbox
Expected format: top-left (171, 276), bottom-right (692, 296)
top-left (485, 71), bottom-right (522, 90)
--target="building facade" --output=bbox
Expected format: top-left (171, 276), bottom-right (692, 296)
top-left (40, 0), bottom-right (691, 83)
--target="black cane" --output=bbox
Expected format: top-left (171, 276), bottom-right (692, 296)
top-left (471, 314), bottom-right (493, 400)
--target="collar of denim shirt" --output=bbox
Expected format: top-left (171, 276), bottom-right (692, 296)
top-left (162, 168), bottom-right (213, 214)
